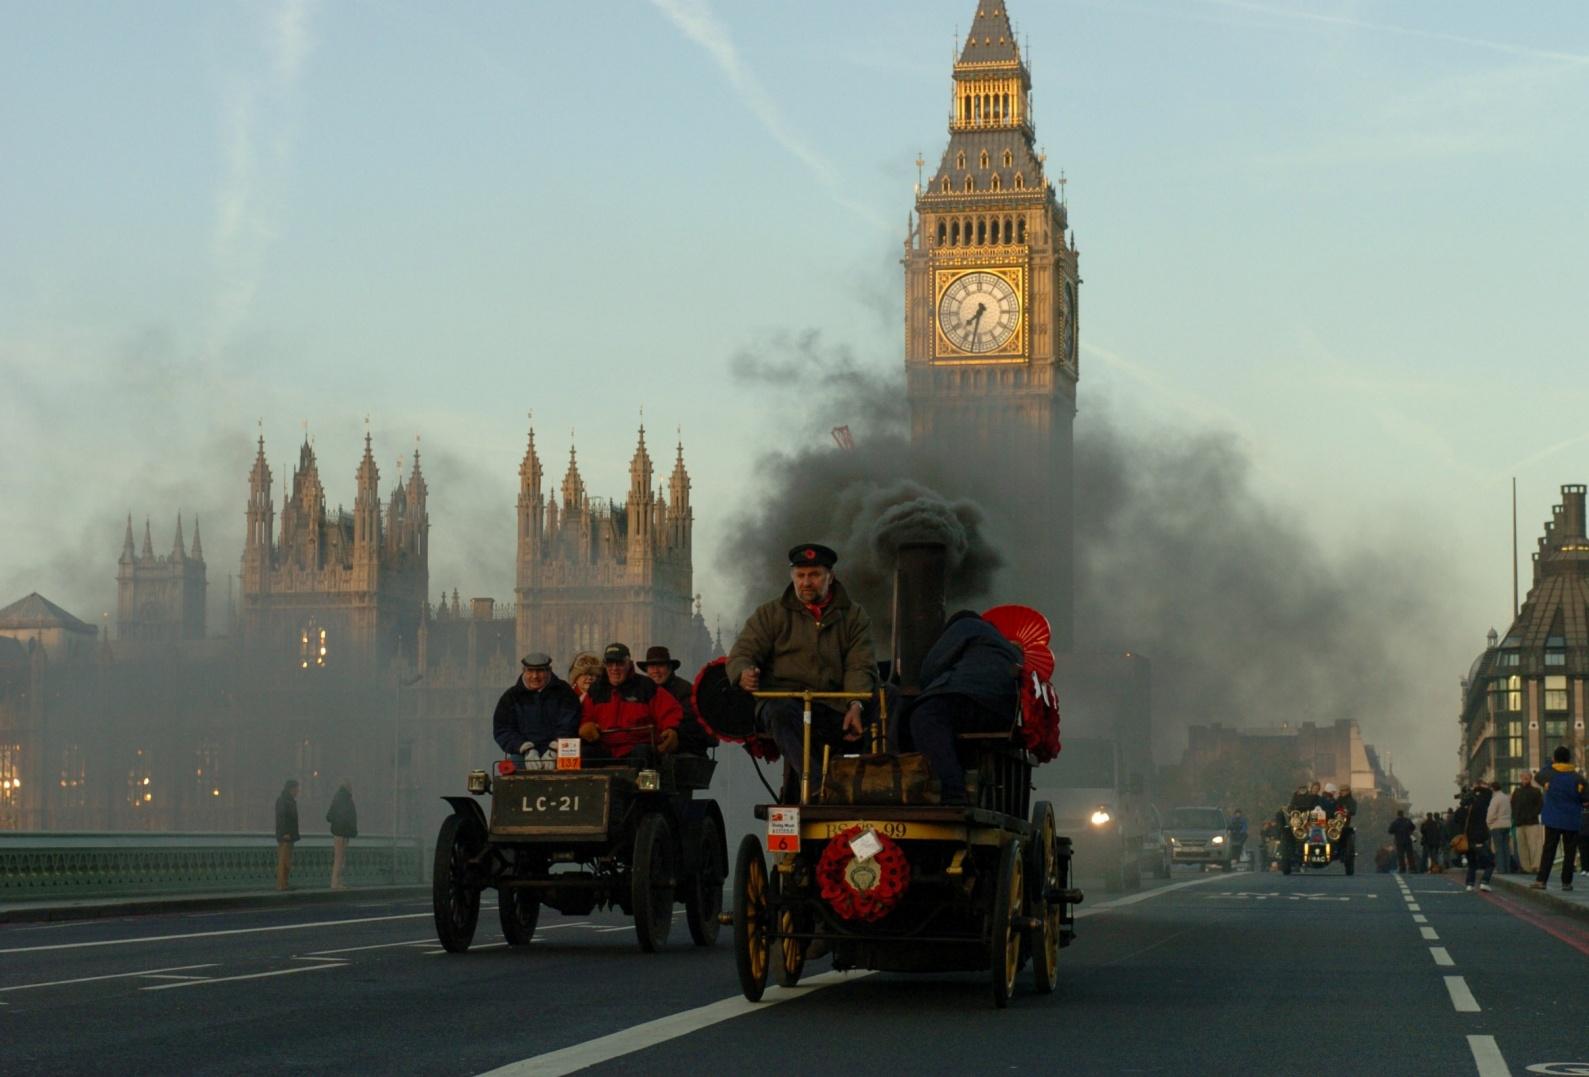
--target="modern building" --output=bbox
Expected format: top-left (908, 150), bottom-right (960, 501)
top-left (904, 0), bottom-right (1079, 649)
top-left (1177, 718), bottom-right (1407, 802)
top-left (1458, 483), bottom-right (1589, 787)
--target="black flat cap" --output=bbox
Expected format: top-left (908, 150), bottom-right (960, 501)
top-left (788, 543), bottom-right (838, 568)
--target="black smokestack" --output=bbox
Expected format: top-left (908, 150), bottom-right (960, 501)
top-left (892, 542), bottom-right (946, 692)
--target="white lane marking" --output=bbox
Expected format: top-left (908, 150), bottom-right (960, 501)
top-left (141, 962), bottom-right (346, 991)
top-left (304, 937), bottom-right (436, 956)
top-left (1430, 947), bottom-right (1454, 967)
top-left (1421, 926), bottom-right (1440, 940)
top-left (1408, 903), bottom-right (1422, 912)
top-left (427, 942), bottom-right (508, 955)
top-left (1413, 914), bottom-right (1429, 924)
top-left (1444, 975), bottom-right (1481, 1013)
top-left (477, 970), bottom-right (872, 1077)
top-left (593, 926), bottom-right (632, 934)
top-left (1466, 1035), bottom-right (1509, 1076)
top-left (138, 974), bottom-right (210, 981)
top-left (0, 963), bottom-right (219, 993)
top-left (1074, 872), bottom-right (1231, 918)
top-left (0, 912), bottom-right (433, 954)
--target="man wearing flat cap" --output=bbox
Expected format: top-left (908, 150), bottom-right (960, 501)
top-left (640, 645), bottom-right (718, 755)
top-left (727, 543), bottom-right (878, 799)
top-left (493, 652), bottom-right (582, 765)
top-left (582, 643), bottom-right (683, 760)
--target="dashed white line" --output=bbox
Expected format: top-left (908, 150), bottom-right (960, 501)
top-left (1466, 1034), bottom-right (1508, 1076)
top-left (1430, 947), bottom-right (1453, 967)
top-left (0, 912), bottom-right (434, 954)
top-left (141, 962), bottom-right (346, 991)
top-left (1407, 903), bottom-right (1421, 912)
top-left (1413, 914), bottom-right (1428, 924)
top-left (1420, 926), bottom-right (1440, 941)
top-left (1444, 975), bottom-right (1481, 1013)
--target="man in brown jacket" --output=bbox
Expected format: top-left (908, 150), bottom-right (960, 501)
top-left (727, 543), bottom-right (878, 799)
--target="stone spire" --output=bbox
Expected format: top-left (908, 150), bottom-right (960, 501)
top-left (668, 436), bottom-right (691, 518)
top-left (172, 513), bottom-right (187, 562)
top-left (245, 432), bottom-right (274, 560)
top-left (354, 429), bottom-right (381, 555)
top-left (190, 517), bottom-right (204, 561)
top-left (628, 421), bottom-right (654, 501)
top-left (957, 1), bottom-right (1022, 69)
top-left (561, 438), bottom-right (586, 509)
top-left (519, 423), bottom-right (543, 495)
top-left (141, 517), bottom-right (154, 561)
top-left (121, 514), bottom-right (135, 564)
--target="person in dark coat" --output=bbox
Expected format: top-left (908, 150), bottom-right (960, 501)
top-left (581, 643), bottom-right (682, 761)
top-left (1387, 810), bottom-right (1417, 874)
top-left (905, 610), bottom-right (1022, 805)
top-left (275, 779), bottom-right (300, 891)
top-left (1418, 813), bottom-right (1443, 873)
top-left (1460, 784), bottom-right (1495, 891)
top-left (639, 645), bottom-right (718, 755)
top-left (493, 652), bottom-right (582, 764)
top-left (326, 780), bottom-right (358, 891)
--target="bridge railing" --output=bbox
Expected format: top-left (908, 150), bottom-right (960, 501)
top-left (0, 833), bottom-right (423, 901)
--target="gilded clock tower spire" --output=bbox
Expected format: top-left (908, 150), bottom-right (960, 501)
top-left (905, 1), bottom-right (1078, 649)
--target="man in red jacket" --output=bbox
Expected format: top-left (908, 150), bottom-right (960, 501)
top-left (581, 642), bottom-right (682, 762)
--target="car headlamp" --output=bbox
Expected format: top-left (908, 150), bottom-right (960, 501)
top-left (637, 769), bottom-right (661, 792)
top-left (1211, 834), bottom-right (1225, 845)
top-left (1090, 809), bottom-right (1112, 826)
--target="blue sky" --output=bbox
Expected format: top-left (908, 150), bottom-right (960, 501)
top-left (4, 1), bottom-right (1588, 804)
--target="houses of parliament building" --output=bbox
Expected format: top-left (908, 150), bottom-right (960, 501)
top-left (0, 421), bottom-right (713, 833)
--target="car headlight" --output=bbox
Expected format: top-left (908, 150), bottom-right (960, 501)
top-left (1211, 834), bottom-right (1225, 845)
top-left (1090, 809), bottom-right (1112, 826)
top-left (636, 769), bottom-right (661, 792)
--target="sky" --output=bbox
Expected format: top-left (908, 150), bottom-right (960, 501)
top-left (4, 1), bottom-right (1589, 808)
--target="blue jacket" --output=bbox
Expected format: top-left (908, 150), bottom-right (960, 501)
top-left (1535, 762), bottom-right (1588, 831)
top-left (918, 617), bottom-right (1022, 713)
top-left (493, 675), bottom-right (581, 755)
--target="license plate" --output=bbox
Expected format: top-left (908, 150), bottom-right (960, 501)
top-left (491, 775), bottom-right (609, 835)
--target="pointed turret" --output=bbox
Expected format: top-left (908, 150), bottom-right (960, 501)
top-left (626, 422), bottom-right (656, 569)
top-left (668, 438), bottom-right (693, 551)
top-left (517, 423), bottom-right (546, 589)
top-left (171, 513), bottom-right (187, 562)
top-left (121, 514), bottom-right (136, 564)
top-left (561, 440), bottom-right (586, 510)
top-left (957, 2), bottom-right (1021, 68)
top-left (190, 517), bottom-right (204, 561)
top-left (141, 517), bottom-right (154, 561)
top-left (404, 439), bottom-right (429, 579)
top-left (354, 430), bottom-right (381, 560)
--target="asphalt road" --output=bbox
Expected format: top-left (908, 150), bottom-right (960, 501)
top-left (4, 866), bottom-right (1587, 1075)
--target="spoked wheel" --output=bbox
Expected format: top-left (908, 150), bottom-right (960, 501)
top-left (684, 815), bottom-right (725, 947)
top-left (432, 814), bottom-right (483, 953)
top-left (990, 838), bottom-right (1025, 1008)
top-left (733, 834), bottom-right (771, 1002)
top-left (771, 870), bottom-right (810, 988)
top-left (499, 887), bottom-right (540, 946)
top-left (1027, 803), bottom-right (1060, 995)
top-left (631, 813), bottom-right (676, 952)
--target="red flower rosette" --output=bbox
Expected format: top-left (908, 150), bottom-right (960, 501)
top-left (816, 825), bottom-right (910, 922)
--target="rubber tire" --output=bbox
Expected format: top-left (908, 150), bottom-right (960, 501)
top-left (733, 834), bottom-right (770, 1002)
top-left (991, 838), bottom-right (1024, 1009)
top-left (631, 813), bottom-right (675, 953)
top-left (1343, 834), bottom-right (1356, 876)
top-left (432, 814), bottom-right (482, 953)
top-left (1122, 848), bottom-right (1142, 890)
top-left (1028, 803), bottom-right (1060, 995)
top-left (1153, 848), bottom-right (1171, 879)
top-left (498, 887), bottom-right (540, 946)
top-left (684, 815), bottom-right (725, 947)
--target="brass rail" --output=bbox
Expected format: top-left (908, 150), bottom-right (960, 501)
top-left (751, 689), bottom-right (889, 804)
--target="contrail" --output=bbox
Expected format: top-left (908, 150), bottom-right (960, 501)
top-left (648, 0), bottom-right (889, 229)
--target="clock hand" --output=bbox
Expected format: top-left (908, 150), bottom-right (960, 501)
top-left (966, 303), bottom-right (986, 347)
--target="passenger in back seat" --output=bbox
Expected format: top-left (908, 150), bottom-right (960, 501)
top-left (906, 610), bottom-right (1022, 805)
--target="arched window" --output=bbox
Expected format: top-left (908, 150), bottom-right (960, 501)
top-left (1003, 216), bottom-right (1012, 242)
top-left (1013, 172), bottom-right (1024, 190)
top-left (956, 151), bottom-right (966, 170)
top-left (963, 95), bottom-right (971, 122)
top-left (936, 220), bottom-right (946, 246)
top-left (941, 176), bottom-right (951, 193)
top-left (1002, 149), bottom-right (1013, 168)
top-left (1003, 93), bottom-right (1011, 120)
top-left (950, 220), bottom-right (959, 246)
top-left (990, 174), bottom-right (1001, 192)
top-left (979, 150), bottom-right (989, 169)
top-left (964, 175), bottom-right (974, 192)
top-left (977, 218), bottom-right (986, 244)
top-left (1017, 216), bottom-right (1027, 243)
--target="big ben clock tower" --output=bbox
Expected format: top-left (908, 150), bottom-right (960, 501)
top-left (905, 1), bottom-right (1078, 650)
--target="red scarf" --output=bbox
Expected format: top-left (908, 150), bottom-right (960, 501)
top-left (803, 589), bottom-right (834, 624)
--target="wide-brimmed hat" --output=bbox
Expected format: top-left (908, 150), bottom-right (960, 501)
top-left (639, 645), bottom-right (680, 671)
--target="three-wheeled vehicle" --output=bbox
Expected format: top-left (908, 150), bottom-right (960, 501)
top-left (431, 748), bottom-right (727, 953)
top-left (702, 543), bottom-right (1080, 1008)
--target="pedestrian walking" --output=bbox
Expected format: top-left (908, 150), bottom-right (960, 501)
top-left (326, 780), bottom-right (358, 890)
top-left (1460, 785), bottom-right (1495, 892)
top-left (1485, 777), bottom-right (1513, 873)
top-left (275, 779), bottom-right (300, 891)
top-left (1531, 746), bottom-right (1588, 891)
top-left (1513, 772), bottom-right (1545, 874)
top-left (1418, 813), bottom-right (1442, 873)
top-left (1388, 810), bottom-right (1417, 873)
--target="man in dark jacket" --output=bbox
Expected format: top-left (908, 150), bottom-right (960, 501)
top-left (640, 645), bottom-right (717, 755)
top-left (905, 610), bottom-right (1022, 804)
top-left (493, 653), bottom-right (582, 765)
top-left (275, 779), bottom-right (300, 891)
top-left (1513, 771), bottom-right (1546, 874)
top-left (582, 643), bottom-right (682, 761)
top-left (1531, 746), bottom-right (1588, 891)
top-left (1461, 784), bottom-right (1495, 892)
top-left (327, 780), bottom-right (357, 891)
top-left (1388, 810), bottom-right (1417, 873)
top-left (1418, 813), bottom-right (1442, 873)
top-left (727, 544), bottom-right (878, 798)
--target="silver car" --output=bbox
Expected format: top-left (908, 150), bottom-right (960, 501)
top-left (1164, 806), bottom-right (1233, 871)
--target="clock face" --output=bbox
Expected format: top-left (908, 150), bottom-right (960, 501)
top-left (938, 271), bottom-right (1020, 354)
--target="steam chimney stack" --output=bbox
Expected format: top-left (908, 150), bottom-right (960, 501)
top-left (891, 542), bottom-right (947, 693)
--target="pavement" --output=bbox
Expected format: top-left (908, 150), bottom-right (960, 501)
top-left (6, 864), bottom-right (1589, 1075)
top-left (0, 883), bottom-right (429, 924)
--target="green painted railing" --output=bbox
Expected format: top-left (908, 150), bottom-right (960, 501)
top-left (0, 833), bottom-right (423, 900)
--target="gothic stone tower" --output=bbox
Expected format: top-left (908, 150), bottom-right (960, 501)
top-left (904, 1), bottom-right (1078, 649)
top-left (514, 422), bottom-right (710, 669)
top-left (240, 430), bottom-right (430, 675)
top-left (117, 514), bottom-right (207, 642)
